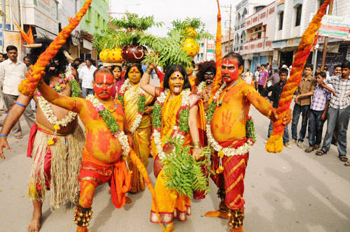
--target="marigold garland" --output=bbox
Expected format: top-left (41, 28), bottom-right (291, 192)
top-left (266, 0), bottom-right (332, 153)
top-left (18, 0), bottom-right (92, 96)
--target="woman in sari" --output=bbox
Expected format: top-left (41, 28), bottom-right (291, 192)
top-left (116, 64), bottom-right (154, 194)
top-left (140, 64), bottom-right (206, 231)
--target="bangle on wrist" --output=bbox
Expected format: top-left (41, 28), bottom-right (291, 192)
top-left (193, 141), bottom-right (201, 149)
top-left (145, 66), bottom-right (153, 75)
top-left (0, 134), bottom-right (8, 138)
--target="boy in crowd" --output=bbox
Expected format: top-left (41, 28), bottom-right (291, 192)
top-left (258, 64), bottom-right (269, 97)
top-left (305, 72), bottom-right (332, 153)
top-left (291, 64), bottom-right (316, 148)
top-left (254, 66), bottom-right (260, 90)
top-left (267, 68), bottom-right (291, 148)
top-left (316, 62), bottom-right (350, 165)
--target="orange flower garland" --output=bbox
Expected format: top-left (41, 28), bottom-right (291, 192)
top-left (266, 0), bottom-right (332, 153)
top-left (18, 0), bottom-right (93, 97)
top-left (209, 0), bottom-right (223, 103)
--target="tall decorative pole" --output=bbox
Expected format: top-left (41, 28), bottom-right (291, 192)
top-left (266, 0), bottom-right (332, 153)
top-left (18, 0), bottom-right (93, 97)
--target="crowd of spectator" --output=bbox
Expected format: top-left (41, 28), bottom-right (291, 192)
top-left (242, 61), bottom-right (350, 167)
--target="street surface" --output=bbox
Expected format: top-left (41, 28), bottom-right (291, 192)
top-left (0, 104), bottom-right (350, 232)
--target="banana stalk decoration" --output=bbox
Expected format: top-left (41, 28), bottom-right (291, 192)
top-left (18, 0), bottom-right (93, 96)
top-left (266, 0), bottom-right (332, 153)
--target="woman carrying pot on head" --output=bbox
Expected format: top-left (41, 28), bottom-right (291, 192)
top-left (140, 63), bottom-right (206, 231)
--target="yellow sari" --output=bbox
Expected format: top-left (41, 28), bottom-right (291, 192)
top-left (123, 83), bottom-right (154, 193)
top-left (150, 91), bottom-right (205, 224)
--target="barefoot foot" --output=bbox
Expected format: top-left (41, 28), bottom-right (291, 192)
top-left (125, 196), bottom-right (132, 204)
top-left (28, 212), bottom-right (42, 232)
top-left (204, 210), bottom-right (229, 219)
top-left (162, 222), bottom-right (175, 232)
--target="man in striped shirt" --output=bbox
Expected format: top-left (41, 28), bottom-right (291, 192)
top-left (316, 61), bottom-right (350, 165)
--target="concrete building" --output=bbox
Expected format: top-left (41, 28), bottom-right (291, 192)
top-left (242, 1), bottom-right (277, 73)
top-left (232, 0), bottom-right (275, 54)
top-left (272, 0), bottom-right (350, 71)
top-left (195, 39), bottom-right (215, 63)
top-left (79, 0), bottom-right (109, 61)
top-left (58, 0), bottom-right (81, 59)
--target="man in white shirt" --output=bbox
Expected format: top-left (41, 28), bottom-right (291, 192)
top-left (79, 58), bottom-right (97, 98)
top-left (254, 66), bottom-right (260, 89)
top-left (0, 45), bottom-right (35, 138)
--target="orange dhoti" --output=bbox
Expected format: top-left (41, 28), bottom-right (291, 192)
top-left (211, 139), bottom-right (249, 210)
top-left (79, 151), bottom-right (132, 208)
top-left (150, 169), bottom-right (191, 223)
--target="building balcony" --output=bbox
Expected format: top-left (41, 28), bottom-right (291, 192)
top-left (241, 37), bottom-right (273, 54)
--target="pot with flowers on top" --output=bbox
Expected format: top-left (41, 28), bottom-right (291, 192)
top-left (93, 13), bottom-right (162, 65)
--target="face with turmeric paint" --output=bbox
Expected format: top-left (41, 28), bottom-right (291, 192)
top-left (93, 72), bottom-right (114, 100)
top-left (221, 59), bottom-right (240, 83)
top-left (128, 66), bottom-right (141, 84)
top-left (169, 71), bottom-right (184, 95)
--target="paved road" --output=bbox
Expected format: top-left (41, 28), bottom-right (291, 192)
top-left (0, 106), bottom-right (350, 232)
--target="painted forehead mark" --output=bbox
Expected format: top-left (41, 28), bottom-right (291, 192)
top-left (170, 71), bottom-right (183, 78)
top-left (103, 74), bottom-right (107, 83)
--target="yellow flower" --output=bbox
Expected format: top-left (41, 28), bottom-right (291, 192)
top-left (218, 150), bottom-right (224, 158)
top-left (47, 140), bottom-right (54, 145)
top-left (53, 125), bottom-right (61, 130)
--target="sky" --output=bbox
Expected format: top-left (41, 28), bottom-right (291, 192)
top-left (110, 0), bottom-right (234, 37)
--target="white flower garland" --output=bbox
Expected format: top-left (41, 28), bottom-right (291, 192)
top-left (86, 95), bottom-right (130, 157)
top-left (196, 81), bottom-right (206, 96)
top-left (153, 89), bottom-right (191, 160)
top-left (206, 82), bottom-right (254, 157)
top-left (119, 79), bottom-right (146, 134)
top-left (37, 96), bottom-right (77, 127)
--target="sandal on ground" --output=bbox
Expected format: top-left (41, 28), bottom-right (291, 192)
top-left (344, 162), bottom-right (350, 167)
top-left (314, 144), bottom-right (320, 149)
top-left (339, 156), bottom-right (348, 162)
top-left (316, 149), bottom-right (327, 156)
top-left (305, 147), bottom-right (314, 153)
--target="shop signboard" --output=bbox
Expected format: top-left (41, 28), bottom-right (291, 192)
top-left (319, 15), bottom-right (350, 40)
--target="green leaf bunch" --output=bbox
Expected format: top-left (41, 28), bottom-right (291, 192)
top-left (170, 18), bottom-right (213, 40)
top-left (152, 102), bottom-right (162, 128)
top-left (141, 30), bottom-right (193, 68)
top-left (138, 94), bottom-right (146, 114)
top-left (69, 79), bottom-right (82, 98)
top-left (246, 118), bottom-right (257, 142)
top-left (110, 12), bottom-right (162, 31)
top-left (178, 107), bottom-right (189, 134)
top-left (161, 137), bottom-right (211, 198)
top-left (99, 109), bottom-right (120, 134)
top-left (117, 94), bottom-right (124, 106)
top-left (206, 101), bottom-right (217, 122)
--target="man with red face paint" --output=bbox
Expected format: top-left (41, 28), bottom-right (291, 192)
top-left (204, 52), bottom-right (291, 232)
top-left (32, 68), bottom-right (135, 232)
